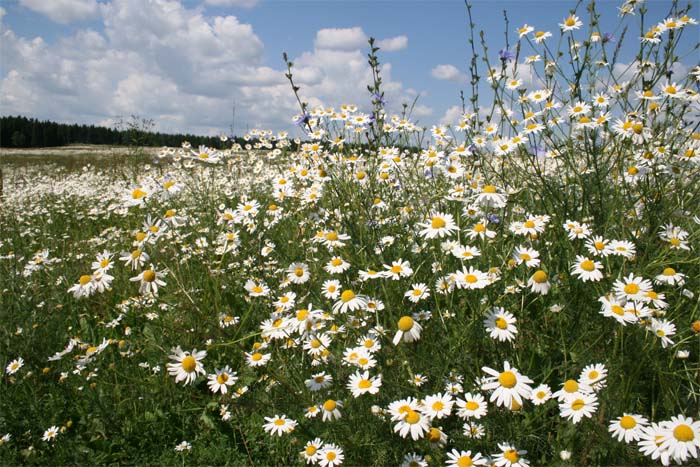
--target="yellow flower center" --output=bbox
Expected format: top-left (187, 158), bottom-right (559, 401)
top-left (611, 305), bottom-right (625, 316)
top-left (589, 370), bottom-right (599, 379)
top-left (217, 374), bottom-right (229, 384)
top-left (131, 250), bottom-right (142, 259)
top-left (323, 400), bottom-right (337, 411)
top-left (404, 410), bottom-right (420, 424)
top-left (466, 401), bottom-right (479, 410)
top-left (273, 419), bottom-right (285, 426)
top-left (666, 86), bottom-right (677, 94)
top-left (294, 268), bottom-right (304, 277)
top-left (504, 450), bottom-right (519, 463)
top-left (483, 185), bottom-right (497, 193)
top-left (431, 217), bottom-right (446, 229)
top-left (325, 232), bottom-right (339, 241)
top-left (624, 283), bottom-right (640, 295)
top-left (498, 371), bottom-right (517, 388)
top-left (143, 270), bottom-right (156, 282)
top-left (620, 415), bottom-right (637, 430)
top-left (674, 424), bottom-right (694, 442)
top-left (532, 270), bottom-right (547, 283)
top-left (310, 339), bottom-right (322, 349)
top-left (340, 290), bottom-right (355, 302)
top-left (565, 17), bottom-right (576, 26)
top-left (79, 275), bottom-right (92, 286)
top-left (251, 353), bottom-right (262, 361)
top-left (536, 391), bottom-right (546, 399)
top-left (432, 401), bottom-right (444, 411)
top-left (296, 309), bottom-right (308, 320)
top-left (398, 316), bottom-right (414, 332)
top-left (252, 286), bottom-right (263, 294)
top-left (663, 267), bottom-right (676, 276)
top-left (627, 166), bottom-right (639, 175)
top-left (520, 253), bottom-right (531, 261)
top-left (572, 399), bottom-right (585, 411)
top-left (181, 356), bottom-right (196, 372)
top-left (495, 317), bottom-right (508, 329)
top-left (358, 379), bottom-right (372, 389)
top-left (132, 188), bottom-right (147, 199)
top-left (581, 260), bottom-right (595, 271)
top-left (331, 258), bottom-right (343, 266)
top-left (326, 452), bottom-right (337, 461)
top-left (564, 379), bottom-right (578, 393)
top-left (135, 232), bottom-right (147, 242)
top-left (524, 220), bottom-right (535, 229)
top-left (305, 446), bottom-right (317, 456)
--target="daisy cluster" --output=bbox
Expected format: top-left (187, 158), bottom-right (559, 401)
top-left (1, 1), bottom-right (699, 465)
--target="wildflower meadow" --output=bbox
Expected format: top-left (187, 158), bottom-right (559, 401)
top-left (1, 1), bottom-right (700, 465)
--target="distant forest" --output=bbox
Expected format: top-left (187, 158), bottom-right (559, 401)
top-left (0, 115), bottom-right (245, 149)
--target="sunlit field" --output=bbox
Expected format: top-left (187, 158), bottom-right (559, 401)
top-left (2, 1), bottom-right (700, 465)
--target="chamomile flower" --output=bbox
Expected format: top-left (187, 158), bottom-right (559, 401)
top-left (306, 372), bottom-right (333, 391)
top-left (394, 409), bottom-right (430, 440)
top-left (318, 443), bottom-right (344, 467)
top-left (530, 384), bottom-right (552, 405)
top-left (481, 361), bottom-right (533, 410)
top-left (347, 370), bottom-right (382, 397)
top-left (608, 240), bottom-right (636, 259)
top-left (322, 280), bottom-right (342, 300)
top-left (332, 289), bottom-right (368, 314)
top-left (420, 392), bottom-right (453, 420)
top-left (325, 257), bottom-right (350, 274)
top-left (493, 443), bottom-right (529, 467)
top-left (614, 273), bottom-right (652, 303)
top-left (167, 346), bottom-right (206, 385)
top-left (301, 438), bottom-right (324, 464)
top-left (393, 316), bottom-right (423, 345)
top-left (475, 184), bottom-right (508, 208)
top-left (320, 399), bottom-right (343, 421)
top-left (446, 449), bottom-right (487, 467)
top-left (570, 256), bottom-right (604, 282)
top-left (560, 14), bottom-right (582, 31)
top-left (42, 426), bottom-right (59, 442)
top-left (418, 212), bottom-right (459, 239)
top-left (484, 307), bottom-right (518, 342)
top-left (245, 351), bottom-right (271, 367)
top-left (456, 392), bottom-right (488, 419)
top-left (383, 259), bottom-right (413, 280)
top-left (5, 357), bottom-right (23, 375)
top-left (401, 453), bottom-right (428, 467)
top-left (658, 415), bottom-right (700, 464)
top-left (245, 279), bottom-right (270, 297)
top-left (654, 267), bottom-right (686, 286)
top-left (609, 413), bottom-right (648, 443)
top-left (513, 246), bottom-right (540, 267)
top-left (405, 283), bottom-right (430, 303)
top-left (651, 318), bottom-right (676, 348)
top-left (263, 414), bottom-right (298, 436)
top-left (559, 392), bottom-right (598, 424)
top-left (287, 262), bottom-right (311, 284)
top-left (527, 270), bottom-right (551, 295)
top-left (579, 363), bottom-right (607, 390)
top-left (207, 366), bottom-right (238, 394)
top-left (68, 274), bottom-right (95, 298)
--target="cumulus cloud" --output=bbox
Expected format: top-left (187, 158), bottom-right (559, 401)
top-left (0, 1), bottom-right (422, 135)
top-left (440, 105), bottom-right (463, 125)
top-left (204, 0), bottom-right (260, 7)
top-left (19, 0), bottom-right (99, 24)
top-left (377, 35), bottom-right (408, 52)
top-left (431, 64), bottom-right (467, 83)
top-left (314, 27), bottom-right (368, 50)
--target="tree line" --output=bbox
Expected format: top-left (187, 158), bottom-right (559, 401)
top-left (0, 115), bottom-right (243, 149)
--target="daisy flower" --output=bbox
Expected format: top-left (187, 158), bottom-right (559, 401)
top-left (455, 266), bottom-right (490, 290)
top-left (527, 270), bottom-right (551, 295)
top-left (321, 280), bottom-right (342, 300)
top-left (120, 249), bottom-right (149, 270)
top-left (493, 443), bottom-right (529, 467)
top-left (560, 14), bottom-right (582, 31)
top-left (5, 357), bottom-right (23, 375)
top-left (484, 307), bottom-right (518, 342)
top-left (392, 316), bottom-right (423, 345)
top-left (68, 274), bottom-right (95, 298)
top-left (446, 449), bottom-right (487, 466)
top-left (533, 30), bottom-right (552, 43)
top-left (475, 184), bottom-right (508, 208)
top-left (245, 279), bottom-right (270, 297)
top-left (570, 255), bottom-right (604, 282)
top-left (394, 409), bottom-right (430, 440)
top-left (263, 414), bottom-right (298, 436)
top-left (658, 415), bottom-right (700, 464)
top-left (347, 370), bottom-right (382, 397)
top-left (246, 348), bottom-right (272, 367)
top-left (325, 257), bottom-right (350, 274)
top-left (405, 283), bottom-right (430, 303)
top-left (609, 413), bottom-right (648, 443)
top-left (167, 346), bottom-right (206, 385)
top-left (207, 366), bottom-right (238, 394)
top-left (599, 295), bottom-right (638, 325)
top-left (530, 384), bottom-right (552, 405)
top-left (517, 24), bottom-right (534, 38)
top-left (401, 453), bottom-right (428, 467)
top-left (42, 426), bottom-right (59, 442)
top-left (287, 262), bottom-right (311, 284)
top-left (306, 372), bottom-right (333, 391)
top-left (651, 318), bottom-right (676, 348)
top-left (463, 421), bottom-right (485, 439)
top-left (513, 246), bottom-right (540, 268)
top-left (273, 292), bottom-right (296, 311)
top-left (174, 441), bottom-right (192, 452)
top-left (332, 289), bottom-right (368, 314)
top-left (318, 443), bottom-right (344, 467)
top-left (130, 266), bottom-right (166, 295)
top-left (613, 273), bottom-right (652, 303)
top-left (608, 240), bottom-right (636, 258)
top-left (559, 392), bottom-right (598, 424)
top-left (301, 438), bottom-right (324, 464)
top-left (452, 244), bottom-right (481, 261)
top-left (481, 361), bottom-right (533, 410)
top-left (654, 267), bottom-right (686, 286)
top-left (382, 259), bottom-right (413, 280)
top-left (321, 399), bottom-right (343, 421)
top-left (420, 392), bottom-right (453, 420)
top-left (456, 392), bottom-right (488, 419)
top-left (418, 212), bottom-right (459, 239)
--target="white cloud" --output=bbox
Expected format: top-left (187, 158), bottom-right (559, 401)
top-left (431, 64), bottom-right (467, 83)
top-left (19, 0), bottom-right (99, 24)
top-left (314, 27), bottom-right (368, 50)
top-left (204, 0), bottom-right (260, 7)
top-left (440, 105), bottom-right (463, 125)
top-left (377, 35), bottom-right (408, 52)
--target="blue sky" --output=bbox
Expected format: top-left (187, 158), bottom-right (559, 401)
top-left (0, 0), bottom-right (694, 137)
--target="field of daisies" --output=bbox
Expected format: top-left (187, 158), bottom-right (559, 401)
top-left (2, 1), bottom-right (700, 466)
